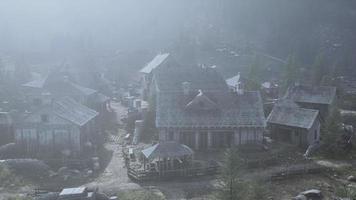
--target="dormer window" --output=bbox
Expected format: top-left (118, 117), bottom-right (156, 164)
top-left (185, 90), bottom-right (217, 111)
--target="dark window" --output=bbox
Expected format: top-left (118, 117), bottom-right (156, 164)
top-left (41, 114), bottom-right (49, 123)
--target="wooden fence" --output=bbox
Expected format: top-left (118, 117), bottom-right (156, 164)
top-left (127, 165), bottom-right (219, 182)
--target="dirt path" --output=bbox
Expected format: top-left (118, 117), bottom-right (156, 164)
top-left (85, 102), bottom-right (141, 194)
top-left (84, 142), bottom-right (141, 194)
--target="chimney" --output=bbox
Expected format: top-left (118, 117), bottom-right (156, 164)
top-left (182, 82), bottom-right (191, 96)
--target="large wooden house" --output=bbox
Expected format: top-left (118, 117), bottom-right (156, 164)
top-left (22, 72), bottom-right (110, 131)
top-left (151, 64), bottom-right (266, 150)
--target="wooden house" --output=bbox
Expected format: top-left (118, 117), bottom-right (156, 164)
top-left (139, 53), bottom-right (170, 100)
top-left (151, 64), bottom-right (266, 150)
top-left (21, 72), bottom-right (110, 131)
top-left (267, 101), bottom-right (320, 148)
top-left (14, 97), bottom-right (98, 158)
top-left (22, 74), bottom-right (97, 107)
top-left (285, 84), bottom-right (336, 120)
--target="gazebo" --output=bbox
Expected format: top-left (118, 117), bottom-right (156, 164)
top-left (141, 141), bottom-right (194, 176)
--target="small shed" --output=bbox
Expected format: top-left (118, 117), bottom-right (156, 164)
top-left (141, 141), bottom-right (194, 175)
top-left (267, 102), bottom-right (320, 148)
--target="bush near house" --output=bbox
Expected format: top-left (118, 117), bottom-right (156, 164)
top-left (0, 165), bottom-right (24, 188)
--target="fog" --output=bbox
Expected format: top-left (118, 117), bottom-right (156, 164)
top-left (0, 0), bottom-right (203, 52)
top-left (1, 1), bottom-right (356, 199)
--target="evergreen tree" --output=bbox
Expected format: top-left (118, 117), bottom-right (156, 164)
top-left (282, 54), bottom-right (299, 92)
top-left (217, 148), bottom-right (246, 200)
top-left (321, 106), bottom-right (342, 155)
top-left (311, 53), bottom-right (326, 86)
top-left (246, 55), bottom-right (261, 91)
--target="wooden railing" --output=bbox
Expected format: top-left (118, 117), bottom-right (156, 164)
top-left (127, 165), bottom-right (219, 182)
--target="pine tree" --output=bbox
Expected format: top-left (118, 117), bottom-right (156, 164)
top-left (321, 106), bottom-right (342, 155)
top-left (282, 54), bottom-right (299, 92)
top-left (218, 148), bottom-right (246, 200)
top-left (311, 53), bottom-right (326, 86)
top-left (246, 55), bottom-right (261, 91)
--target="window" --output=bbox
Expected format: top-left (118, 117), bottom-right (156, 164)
top-left (41, 114), bottom-right (49, 123)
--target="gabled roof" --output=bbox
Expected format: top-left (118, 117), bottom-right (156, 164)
top-left (185, 90), bottom-right (217, 111)
top-left (140, 53), bottom-right (170, 74)
top-left (226, 73), bottom-right (241, 88)
top-left (142, 141), bottom-right (193, 160)
top-left (285, 84), bottom-right (336, 105)
top-left (53, 97), bottom-right (98, 126)
top-left (267, 105), bottom-right (319, 129)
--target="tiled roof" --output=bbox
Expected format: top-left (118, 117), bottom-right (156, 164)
top-left (285, 84), bottom-right (336, 105)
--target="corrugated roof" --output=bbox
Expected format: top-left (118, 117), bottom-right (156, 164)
top-left (140, 53), bottom-right (170, 74)
top-left (142, 141), bottom-right (194, 160)
top-left (53, 97), bottom-right (98, 126)
top-left (285, 84), bottom-right (336, 105)
top-left (267, 105), bottom-right (319, 129)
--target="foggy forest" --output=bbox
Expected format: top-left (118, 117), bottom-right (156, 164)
top-left (1, 1), bottom-right (356, 200)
